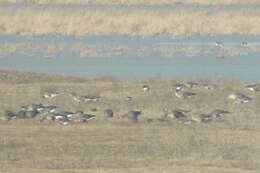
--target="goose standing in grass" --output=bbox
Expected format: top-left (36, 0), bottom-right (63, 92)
top-left (71, 94), bottom-right (101, 102)
top-left (126, 96), bottom-right (133, 101)
top-left (1, 110), bottom-right (16, 121)
top-left (104, 109), bottom-right (113, 118)
top-left (68, 111), bottom-right (95, 123)
top-left (210, 109), bottom-right (230, 118)
top-left (164, 109), bottom-right (190, 123)
top-left (192, 114), bottom-right (213, 123)
top-left (170, 83), bottom-right (186, 91)
top-left (121, 111), bottom-right (141, 123)
top-left (43, 92), bottom-right (60, 99)
top-left (174, 89), bottom-right (196, 99)
top-left (228, 93), bottom-right (251, 103)
top-left (245, 84), bottom-right (260, 92)
top-left (185, 81), bottom-right (199, 88)
top-left (142, 85), bottom-right (150, 92)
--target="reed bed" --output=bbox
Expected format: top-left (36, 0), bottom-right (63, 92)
top-left (0, 6), bottom-right (260, 37)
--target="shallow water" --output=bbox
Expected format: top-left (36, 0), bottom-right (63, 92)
top-left (0, 34), bottom-right (260, 81)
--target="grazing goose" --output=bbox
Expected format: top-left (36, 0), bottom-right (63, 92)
top-left (171, 83), bottom-right (186, 91)
top-left (79, 114), bottom-right (96, 122)
top-left (192, 114), bottom-right (213, 123)
top-left (203, 84), bottom-right (215, 90)
top-left (175, 90), bottom-right (196, 99)
top-left (121, 111), bottom-right (141, 123)
top-left (245, 84), bottom-right (260, 92)
top-left (1, 110), bottom-right (16, 121)
top-left (228, 93), bottom-right (251, 103)
top-left (43, 92), bottom-right (60, 99)
top-left (58, 118), bottom-right (70, 125)
top-left (126, 96), bottom-right (133, 101)
top-left (104, 109), bottom-right (113, 118)
top-left (68, 111), bottom-right (95, 123)
top-left (142, 85), bottom-right (150, 92)
top-left (43, 105), bottom-right (57, 113)
top-left (72, 95), bottom-right (101, 102)
top-left (164, 109), bottom-right (190, 121)
top-left (185, 81), bottom-right (199, 88)
top-left (210, 109), bottom-right (230, 118)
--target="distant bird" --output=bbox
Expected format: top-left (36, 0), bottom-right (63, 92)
top-left (142, 85), bottom-right (150, 92)
top-left (104, 109), bottom-right (113, 118)
top-left (164, 109), bottom-right (190, 119)
top-left (1, 110), bottom-right (16, 121)
top-left (241, 41), bottom-right (249, 47)
top-left (72, 95), bottom-right (101, 102)
top-left (245, 84), bottom-right (260, 92)
top-left (59, 111), bottom-right (75, 118)
top-left (203, 84), bottom-right (215, 90)
top-left (79, 114), bottom-right (96, 122)
top-left (43, 92), bottom-right (59, 99)
top-left (121, 111), bottom-right (141, 123)
top-left (175, 90), bottom-right (196, 99)
top-left (53, 113), bottom-right (67, 121)
top-left (215, 41), bottom-right (223, 48)
top-left (43, 105), bottom-right (57, 113)
top-left (58, 118), bottom-right (70, 125)
top-left (210, 109), bottom-right (230, 118)
top-left (126, 96), bottom-right (133, 101)
top-left (185, 81), bottom-right (199, 88)
top-left (228, 93), bottom-right (251, 103)
top-left (192, 114), bottom-right (213, 123)
top-left (170, 83), bottom-right (186, 91)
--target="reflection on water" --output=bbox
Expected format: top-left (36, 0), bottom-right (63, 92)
top-left (0, 35), bottom-right (260, 80)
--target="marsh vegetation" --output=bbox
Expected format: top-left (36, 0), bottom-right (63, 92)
top-left (1, 70), bottom-right (260, 173)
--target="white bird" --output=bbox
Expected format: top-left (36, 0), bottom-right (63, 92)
top-left (228, 93), bottom-right (251, 103)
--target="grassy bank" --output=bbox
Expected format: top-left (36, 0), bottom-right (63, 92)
top-left (0, 70), bottom-right (260, 172)
top-left (0, 6), bottom-right (260, 37)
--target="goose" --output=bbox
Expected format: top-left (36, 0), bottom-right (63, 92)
top-left (215, 41), bottom-right (223, 48)
top-left (192, 114), bottom-right (213, 123)
top-left (170, 83), bottom-right (186, 91)
top-left (210, 109), bottom-right (230, 118)
top-left (245, 84), bottom-right (260, 92)
top-left (142, 85), bottom-right (150, 92)
top-left (228, 93), bottom-right (251, 103)
top-left (175, 90), bottom-right (196, 99)
top-left (185, 81), bottom-right (199, 88)
top-left (1, 110), bottom-right (16, 121)
top-left (43, 92), bottom-right (59, 99)
top-left (104, 109), bottom-right (113, 118)
top-left (121, 111), bottom-right (142, 123)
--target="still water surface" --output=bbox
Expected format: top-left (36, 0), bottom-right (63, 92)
top-left (0, 35), bottom-right (259, 81)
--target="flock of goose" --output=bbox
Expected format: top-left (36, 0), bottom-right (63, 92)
top-left (1, 82), bottom-right (259, 125)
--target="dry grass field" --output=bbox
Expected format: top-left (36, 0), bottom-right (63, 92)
top-left (1, 0), bottom-right (260, 5)
top-left (0, 5), bottom-right (260, 37)
top-left (0, 70), bottom-right (260, 173)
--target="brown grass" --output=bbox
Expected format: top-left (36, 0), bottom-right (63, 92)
top-left (0, 5), bottom-right (260, 37)
top-left (1, 0), bottom-right (260, 5)
top-left (0, 70), bottom-right (260, 172)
